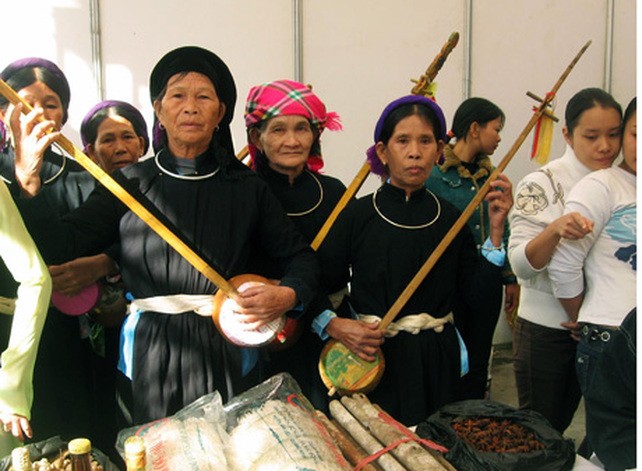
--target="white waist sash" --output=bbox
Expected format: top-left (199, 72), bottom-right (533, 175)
top-left (357, 312), bottom-right (454, 338)
top-left (129, 294), bottom-right (214, 317)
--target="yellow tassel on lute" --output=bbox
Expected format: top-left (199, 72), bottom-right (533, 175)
top-left (530, 113), bottom-right (555, 164)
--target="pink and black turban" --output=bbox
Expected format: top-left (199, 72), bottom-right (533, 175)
top-left (244, 79), bottom-right (342, 173)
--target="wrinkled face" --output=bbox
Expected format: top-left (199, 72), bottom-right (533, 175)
top-left (564, 105), bottom-right (622, 171)
top-left (87, 115), bottom-right (145, 173)
top-left (621, 110), bottom-right (636, 175)
top-left (376, 114), bottom-right (443, 195)
top-left (16, 80), bottom-right (64, 129)
top-left (252, 115), bottom-right (314, 176)
top-left (153, 72), bottom-right (225, 156)
top-left (477, 116), bottom-right (503, 156)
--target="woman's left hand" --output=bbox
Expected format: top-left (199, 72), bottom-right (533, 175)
top-left (233, 284), bottom-right (297, 329)
top-left (504, 282), bottom-right (520, 316)
top-left (486, 173), bottom-right (513, 247)
top-left (486, 173), bottom-right (513, 224)
top-left (0, 412), bottom-right (32, 442)
top-left (49, 254), bottom-right (118, 296)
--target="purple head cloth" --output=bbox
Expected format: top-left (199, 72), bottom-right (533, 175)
top-left (366, 95), bottom-right (447, 176)
top-left (1, 57), bottom-right (71, 124)
top-left (80, 100), bottom-right (149, 154)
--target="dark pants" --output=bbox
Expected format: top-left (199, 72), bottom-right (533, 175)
top-left (513, 317), bottom-right (582, 433)
top-left (456, 279), bottom-right (502, 400)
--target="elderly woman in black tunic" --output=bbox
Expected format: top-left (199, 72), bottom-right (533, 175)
top-left (322, 95), bottom-right (513, 425)
top-left (0, 57), bottom-right (98, 443)
top-left (10, 46), bottom-right (319, 425)
top-left (243, 79), bottom-right (345, 411)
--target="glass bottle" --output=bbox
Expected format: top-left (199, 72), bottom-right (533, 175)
top-left (124, 436), bottom-right (146, 471)
top-left (68, 438), bottom-right (92, 471)
top-left (10, 446), bottom-right (32, 471)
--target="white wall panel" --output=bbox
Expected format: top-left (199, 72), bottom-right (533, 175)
top-left (303, 0), bottom-right (465, 196)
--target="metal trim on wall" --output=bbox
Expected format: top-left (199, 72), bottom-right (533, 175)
top-left (293, 0), bottom-right (303, 82)
top-left (603, 0), bottom-right (614, 92)
top-left (463, 0), bottom-right (473, 99)
top-left (89, 0), bottom-right (104, 101)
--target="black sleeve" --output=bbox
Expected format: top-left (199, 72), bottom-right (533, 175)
top-left (15, 179), bottom-right (128, 265)
top-left (255, 183), bottom-right (320, 310)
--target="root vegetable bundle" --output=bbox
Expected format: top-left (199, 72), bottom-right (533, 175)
top-left (325, 394), bottom-right (454, 471)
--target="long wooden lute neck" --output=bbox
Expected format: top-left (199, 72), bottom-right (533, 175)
top-left (379, 39), bottom-right (592, 331)
top-left (0, 80), bottom-right (240, 301)
top-left (310, 32), bottom-right (461, 251)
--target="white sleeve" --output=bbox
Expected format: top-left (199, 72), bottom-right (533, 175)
top-left (548, 174), bottom-right (610, 299)
top-left (0, 180), bottom-right (52, 419)
top-left (508, 171), bottom-right (562, 279)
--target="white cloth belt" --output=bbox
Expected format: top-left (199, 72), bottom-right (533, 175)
top-left (328, 287), bottom-right (349, 310)
top-left (357, 312), bottom-right (454, 338)
top-left (0, 296), bottom-right (16, 316)
top-left (128, 294), bottom-right (215, 317)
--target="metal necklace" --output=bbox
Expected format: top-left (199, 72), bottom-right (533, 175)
top-left (1, 143), bottom-right (67, 185)
top-left (155, 151), bottom-right (219, 180)
top-left (287, 170), bottom-right (323, 217)
top-left (372, 187), bottom-right (441, 229)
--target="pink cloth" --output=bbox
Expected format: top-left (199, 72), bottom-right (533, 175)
top-left (244, 79), bottom-right (341, 172)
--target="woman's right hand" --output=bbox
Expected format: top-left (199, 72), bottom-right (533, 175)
top-left (326, 317), bottom-right (384, 362)
top-left (0, 412), bottom-right (31, 442)
top-left (6, 103), bottom-right (59, 196)
top-left (551, 211), bottom-right (594, 240)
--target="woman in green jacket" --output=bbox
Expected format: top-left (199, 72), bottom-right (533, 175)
top-left (425, 97), bottom-right (519, 400)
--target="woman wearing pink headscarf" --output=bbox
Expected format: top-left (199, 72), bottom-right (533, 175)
top-left (244, 79), bottom-right (345, 411)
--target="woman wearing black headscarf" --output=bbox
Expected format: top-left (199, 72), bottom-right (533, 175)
top-left (10, 46), bottom-right (319, 424)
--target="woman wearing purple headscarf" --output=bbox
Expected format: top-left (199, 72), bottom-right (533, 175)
top-left (0, 57), bottom-right (99, 444)
top-left (9, 46), bottom-right (319, 426)
top-left (322, 96), bottom-right (513, 425)
top-left (81, 100), bottom-right (149, 173)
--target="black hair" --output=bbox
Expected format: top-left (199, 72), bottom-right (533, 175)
top-left (81, 103), bottom-right (149, 154)
top-left (565, 88), bottom-right (622, 135)
top-left (450, 97), bottom-right (505, 142)
top-left (0, 66), bottom-right (70, 123)
top-left (378, 102), bottom-right (442, 145)
top-left (622, 97), bottom-right (636, 131)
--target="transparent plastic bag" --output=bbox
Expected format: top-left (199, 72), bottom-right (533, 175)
top-left (115, 391), bottom-right (228, 470)
top-left (224, 373), bottom-right (351, 471)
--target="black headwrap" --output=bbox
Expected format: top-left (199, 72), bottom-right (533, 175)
top-left (149, 46), bottom-right (236, 155)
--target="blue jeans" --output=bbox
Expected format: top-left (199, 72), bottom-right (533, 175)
top-left (576, 323), bottom-right (614, 395)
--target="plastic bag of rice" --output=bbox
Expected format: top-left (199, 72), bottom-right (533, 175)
top-left (225, 373), bottom-right (350, 471)
top-left (116, 390), bottom-right (228, 470)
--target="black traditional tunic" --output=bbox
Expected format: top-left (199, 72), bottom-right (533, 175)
top-left (0, 148), bottom-right (96, 442)
top-left (16, 143), bottom-right (319, 424)
top-left (248, 165), bottom-right (346, 411)
top-left (323, 183), bottom-right (501, 425)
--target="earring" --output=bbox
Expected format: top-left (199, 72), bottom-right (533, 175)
top-left (159, 123), bottom-right (165, 130)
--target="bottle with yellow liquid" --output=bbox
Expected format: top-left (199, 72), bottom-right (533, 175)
top-left (124, 436), bottom-right (146, 471)
top-left (68, 438), bottom-right (93, 471)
